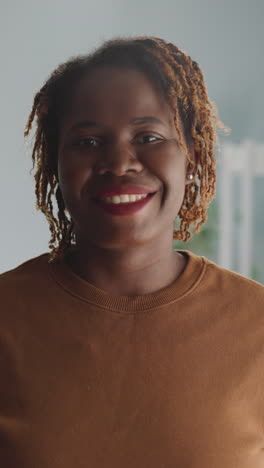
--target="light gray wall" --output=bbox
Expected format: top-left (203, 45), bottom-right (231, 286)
top-left (1, 0), bottom-right (263, 272)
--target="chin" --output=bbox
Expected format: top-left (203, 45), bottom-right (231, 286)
top-left (90, 235), bottom-right (149, 250)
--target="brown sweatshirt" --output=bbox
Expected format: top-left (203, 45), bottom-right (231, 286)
top-left (0, 250), bottom-right (264, 468)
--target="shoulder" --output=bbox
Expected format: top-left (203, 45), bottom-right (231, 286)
top-left (0, 253), bottom-right (50, 294)
top-left (201, 254), bottom-right (264, 304)
top-left (0, 254), bottom-right (54, 345)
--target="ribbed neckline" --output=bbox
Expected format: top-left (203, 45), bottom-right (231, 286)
top-left (47, 250), bottom-right (206, 312)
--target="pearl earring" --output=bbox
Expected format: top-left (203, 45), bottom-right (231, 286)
top-left (187, 174), bottom-right (194, 180)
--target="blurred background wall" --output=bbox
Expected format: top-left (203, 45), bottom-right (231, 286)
top-left (1, 0), bottom-right (263, 282)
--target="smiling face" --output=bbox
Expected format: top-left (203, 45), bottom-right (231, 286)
top-left (57, 66), bottom-right (192, 250)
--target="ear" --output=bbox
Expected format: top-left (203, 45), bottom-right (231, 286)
top-left (185, 145), bottom-right (198, 185)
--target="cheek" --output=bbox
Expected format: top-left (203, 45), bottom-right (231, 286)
top-left (58, 154), bottom-right (92, 187)
top-left (145, 144), bottom-right (187, 196)
top-left (155, 147), bottom-right (187, 221)
top-left (57, 153), bottom-right (93, 204)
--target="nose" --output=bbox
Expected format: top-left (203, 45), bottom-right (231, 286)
top-left (95, 141), bottom-right (144, 176)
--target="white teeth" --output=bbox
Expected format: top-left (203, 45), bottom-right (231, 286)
top-left (120, 194), bottom-right (130, 203)
top-left (112, 195), bottom-right (120, 204)
top-left (101, 194), bottom-right (148, 204)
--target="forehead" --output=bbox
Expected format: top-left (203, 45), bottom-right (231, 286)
top-left (63, 66), bottom-right (175, 125)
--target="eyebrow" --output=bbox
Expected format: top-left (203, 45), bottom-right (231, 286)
top-left (130, 116), bottom-right (165, 126)
top-left (69, 116), bottom-right (165, 132)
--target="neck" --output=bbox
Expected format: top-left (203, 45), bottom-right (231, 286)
top-left (65, 236), bottom-right (187, 296)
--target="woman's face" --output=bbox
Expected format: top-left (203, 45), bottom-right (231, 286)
top-left (57, 66), bottom-right (192, 249)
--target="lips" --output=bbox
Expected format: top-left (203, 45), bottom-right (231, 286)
top-left (95, 193), bottom-right (155, 216)
top-left (93, 184), bottom-right (156, 216)
top-left (94, 184), bottom-right (157, 198)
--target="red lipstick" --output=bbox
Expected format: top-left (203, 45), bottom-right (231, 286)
top-left (93, 185), bottom-right (157, 216)
top-left (95, 184), bottom-right (156, 198)
top-left (96, 194), bottom-right (155, 216)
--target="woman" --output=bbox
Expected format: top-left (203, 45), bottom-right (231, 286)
top-left (1, 37), bottom-right (264, 467)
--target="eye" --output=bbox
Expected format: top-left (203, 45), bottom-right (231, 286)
top-left (73, 137), bottom-right (100, 148)
top-left (137, 134), bottom-right (162, 144)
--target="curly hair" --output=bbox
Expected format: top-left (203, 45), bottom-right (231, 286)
top-left (24, 36), bottom-right (229, 262)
